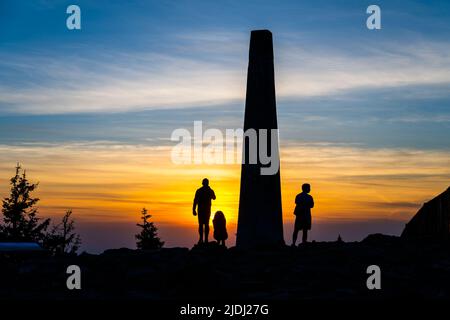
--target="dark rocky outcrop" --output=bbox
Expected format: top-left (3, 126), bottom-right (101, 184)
top-left (402, 187), bottom-right (450, 240)
top-left (2, 237), bottom-right (450, 300)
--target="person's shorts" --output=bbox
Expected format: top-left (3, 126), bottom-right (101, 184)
top-left (294, 214), bottom-right (311, 231)
top-left (198, 211), bottom-right (211, 224)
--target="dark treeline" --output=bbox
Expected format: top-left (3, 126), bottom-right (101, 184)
top-left (0, 164), bottom-right (165, 254)
top-left (135, 208), bottom-right (164, 250)
top-left (0, 164), bottom-right (81, 255)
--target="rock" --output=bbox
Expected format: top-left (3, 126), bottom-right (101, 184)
top-left (402, 187), bottom-right (450, 240)
top-left (2, 238), bottom-right (450, 299)
top-left (362, 233), bottom-right (401, 246)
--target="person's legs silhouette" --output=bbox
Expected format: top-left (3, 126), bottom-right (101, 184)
top-left (204, 223), bottom-right (209, 243)
top-left (302, 229), bottom-right (308, 243)
top-left (292, 228), bottom-right (299, 246)
top-left (198, 223), bottom-right (204, 244)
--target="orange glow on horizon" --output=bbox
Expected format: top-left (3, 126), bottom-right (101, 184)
top-left (0, 143), bottom-right (448, 248)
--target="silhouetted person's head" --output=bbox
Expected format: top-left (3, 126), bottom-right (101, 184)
top-left (202, 178), bottom-right (209, 187)
top-left (302, 183), bottom-right (311, 193)
top-left (214, 211), bottom-right (225, 221)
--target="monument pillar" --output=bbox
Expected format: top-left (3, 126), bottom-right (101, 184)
top-left (236, 30), bottom-right (284, 248)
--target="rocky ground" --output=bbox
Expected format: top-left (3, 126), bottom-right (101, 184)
top-left (1, 234), bottom-right (450, 300)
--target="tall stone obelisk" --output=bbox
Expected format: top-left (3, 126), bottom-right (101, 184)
top-left (236, 30), bottom-right (284, 248)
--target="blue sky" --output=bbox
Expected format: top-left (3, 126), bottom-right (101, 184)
top-left (0, 0), bottom-right (449, 148)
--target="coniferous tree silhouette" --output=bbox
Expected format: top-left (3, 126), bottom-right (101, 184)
top-left (44, 210), bottom-right (81, 255)
top-left (135, 208), bottom-right (164, 249)
top-left (0, 164), bottom-right (50, 243)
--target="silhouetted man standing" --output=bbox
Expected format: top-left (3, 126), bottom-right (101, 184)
top-left (292, 183), bottom-right (314, 246)
top-left (193, 178), bottom-right (216, 244)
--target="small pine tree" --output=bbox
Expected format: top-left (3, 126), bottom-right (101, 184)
top-left (1, 164), bottom-right (50, 243)
top-left (135, 208), bottom-right (164, 250)
top-left (45, 210), bottom-right (81, 255)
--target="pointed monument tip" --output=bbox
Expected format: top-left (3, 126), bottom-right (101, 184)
top-left (251, 29), bottom-right (272, 34)
top-left (250, 30), bottom-right (273, 42)
top-left (249, 30), bottom-right (273, 60)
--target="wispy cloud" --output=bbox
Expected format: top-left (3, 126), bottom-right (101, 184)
top-left (1, 33), bottom-right (449, 114)
top-left (0, 50), bottom-right (247, 114)
top-left (276, 40), bottom-right (450, 98)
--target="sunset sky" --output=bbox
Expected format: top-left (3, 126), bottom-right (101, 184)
top-left (0, 0), bottom-right (449, 253)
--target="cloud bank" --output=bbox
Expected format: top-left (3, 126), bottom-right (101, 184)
top-left (1, 34), bottom-right (450, 114)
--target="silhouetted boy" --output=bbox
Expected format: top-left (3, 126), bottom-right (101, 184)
top-left (193, 178), bottom-right (216, 244)
top-left (292, 183), bottom-right (314, 246)
top-left (213, 211), bottom-right (228, 247)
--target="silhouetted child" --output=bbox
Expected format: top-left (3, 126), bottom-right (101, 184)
top-left (292, 183), bottom-right (314, 246)
top-left (213, 211), bottom-right (228, 247)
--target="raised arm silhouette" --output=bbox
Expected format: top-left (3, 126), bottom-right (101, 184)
top-left (193, 178), bottom-right (216, 245)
